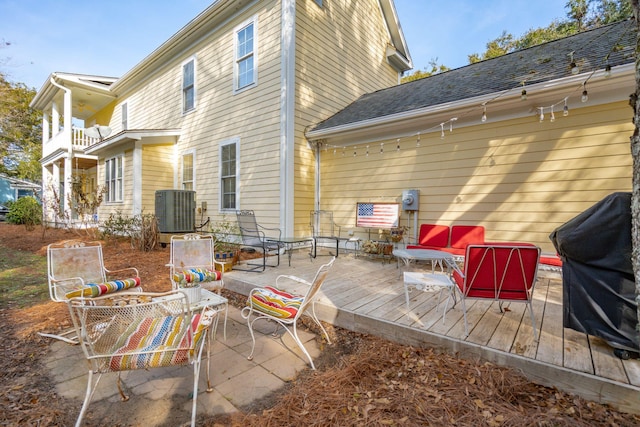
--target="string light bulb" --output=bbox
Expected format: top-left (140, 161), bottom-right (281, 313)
top-left (380, 142), bottom-right (384, 154)
top-left (581, 83), bottom-right (588, 103)
top-left (604, 62), bottom-right (612, 78)
top-left (539, 107), bottom-right (544, 122)
top-left (521, 82), bottom-right (527, 100)
top-left (366, 145), bottom-right (369, 157)
top-left (450, 117), bottom-right (457, 132)
top-left (550, 105), bottom-right (555, 122)
top-left (569, 52), bottom-right (579, 75)
top-left (353, 146), bottom-right (357, 157)
top-left (416, 133), bottom-right (421, 147)
top-left (481, 105), bottom-right (487, 123)
top-left (440, 123), bottom-right (445, 139)
top-left (563, 98), bottom-right (569, 116)
top-left (396, 138), bottom-right (400, 151)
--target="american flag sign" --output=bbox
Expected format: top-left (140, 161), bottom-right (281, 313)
top-left (356, 203), bottom-right (399, 229)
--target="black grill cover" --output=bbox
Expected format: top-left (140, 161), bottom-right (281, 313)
top-left (549, 192), bottom-right (639, 352)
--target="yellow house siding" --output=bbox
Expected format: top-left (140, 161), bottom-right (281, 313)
top-left (319, 101), bottom-right (633, 252)
top-left (141, 145), bottom-right (174, 213)
top-left (294, 0), bottom-right (401, 235)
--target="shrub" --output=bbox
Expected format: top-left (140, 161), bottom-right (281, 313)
top-left (6, 197), bottom-right (42, 230)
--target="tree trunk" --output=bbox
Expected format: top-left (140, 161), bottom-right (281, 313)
top-left (631, 2), bottom-right (640, 336)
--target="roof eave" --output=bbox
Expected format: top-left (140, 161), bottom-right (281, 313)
top-left (306, 63), bottom-right (635, 144)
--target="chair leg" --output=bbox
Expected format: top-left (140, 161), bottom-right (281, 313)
top-left (75, 370), bottom-right (103, 427)
top-left (291, 322), bottom-right (316, 370)
top-left (309, 305), bottom-right (331, 345)
top-left (38, 330), bottom-right (79, 345)
top-left (461, 297), bottom-right (469, 338)
top-left (190, 356), bottom-right (201, 427)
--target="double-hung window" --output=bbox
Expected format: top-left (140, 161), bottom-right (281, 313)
top-left (220, 139), bottom-right (238, 210)
top-left (105, 155), bottom-right (123, 202)
top-left (182, 151), bottom-right (194, 191)
top-left (182, 58), bottom-right (196, 112)
top-left (235, 20), bottom-right (256, 90)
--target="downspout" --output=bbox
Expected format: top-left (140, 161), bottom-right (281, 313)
top-left (280, 0), bottom-right (296, 236)
top-left (314, 142), bottom-right (321, 211)
top-left (49, 76), bottom-right (73, 221)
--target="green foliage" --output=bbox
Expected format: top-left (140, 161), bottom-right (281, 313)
top-left (466, 0), bottom-right (631, 65)
top-left (6, 196), bottom-right (42, 230)
top-left (0, 73), bottom-right (42, 182)
top-left (100, 210), bottom-right (159, 252)
top-left (209, 215), bottom-right (240, 252)
top-left (69, 173), bottom-right (106, 225)
top-left (401, 59), bottom-right (450, 83)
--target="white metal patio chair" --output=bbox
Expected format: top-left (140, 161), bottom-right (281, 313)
top-left (235, 210), bottom-right (282, 272)
top-left (42, 240), bottom-right (141, 343)
top-left (67, 291), bottom-right (217, 427)
top-left (167, 233), bottom-right (228, 339)
top-left (241, 257), bottom-right (336, 369)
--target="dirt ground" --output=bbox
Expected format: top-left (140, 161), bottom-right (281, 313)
top-left (1, 222), bottom-right (639, 426)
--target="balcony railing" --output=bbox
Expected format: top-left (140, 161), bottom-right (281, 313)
top-left (72, 127), bottom-right (100, 149)
top-left (42, 127), bottom-right (101, 159)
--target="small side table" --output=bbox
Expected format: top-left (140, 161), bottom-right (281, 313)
top-left (403, 272), bottom-right (455, 323)
top-left (345, 237), bottom-right (361, 257)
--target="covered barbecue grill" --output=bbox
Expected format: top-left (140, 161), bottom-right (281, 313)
top-left (550, 192), bottom-right (639, 359)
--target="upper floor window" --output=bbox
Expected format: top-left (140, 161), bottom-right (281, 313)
top-left (314, 0), bottom-right (323, 7)
top-left (235, 20), bottom-right (256, 90)
top-left (182, 58), bottom-right (196, 112)
top-left (121, 102), bottom-right (128, 130)
top-left (220, 139), bottom-right (238, 210)
top-left (105, 155), bottom-right (123, 203)
top-left (182, 151), bottom-right (194, 191)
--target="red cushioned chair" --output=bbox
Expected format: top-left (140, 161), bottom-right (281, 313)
top-left (451, 244), bottom-right (541, 338)
top-left (407, 224), bottom-right (450, 250)
top-left (446, 225), bottom-right (485, 256)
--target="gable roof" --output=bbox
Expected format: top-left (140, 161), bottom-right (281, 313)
top-left (309, 19), bottom-right (636, 134)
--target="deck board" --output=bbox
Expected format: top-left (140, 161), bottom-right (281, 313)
top-left (225, 252), bottom-right (640, 415)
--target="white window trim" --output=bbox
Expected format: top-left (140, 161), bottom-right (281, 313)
top-left (182, 55), bottom-right (197, 113)
top-left (181, 149), bottom-right (196, 191)
top-left (105, 154), bottom-right (124, 203)
top-left (233, 16), bottom-right (258, 93)
top-left (219, 137), bottom-right (240, 212)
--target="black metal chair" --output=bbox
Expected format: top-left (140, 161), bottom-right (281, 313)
top-left (235, 210), bottom-right (281, 272)
top-left (310, 210), bottom-right (341, 258)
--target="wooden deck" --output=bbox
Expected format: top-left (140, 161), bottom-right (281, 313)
top-left (223, 250), bottom-right (640, 415)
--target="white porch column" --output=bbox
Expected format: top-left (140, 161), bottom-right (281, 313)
top-left (63, 156), bottom-right (72, 220)
top-left (51, 102), bottom-right (60, 136)
top-left (42, 111), bottom-right (50, 143)
top-left (51, 162), bottom-right (60, 223)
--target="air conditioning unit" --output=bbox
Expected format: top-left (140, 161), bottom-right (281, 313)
top-left (155, 190), bottom-right (196, 233)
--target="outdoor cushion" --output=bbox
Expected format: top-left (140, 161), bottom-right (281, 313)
top-left (65, 277), bottom-right (141, 299)
top-left (173, 268), bottom-right (222, 285)
top-left (249, 286), bottom-right (303, 319)
top-left (108, 313), bottom-right (206, 371)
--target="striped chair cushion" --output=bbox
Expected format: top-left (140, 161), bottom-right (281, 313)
top-left (249, 286), bottom-right (304, 319)
top-left (108, 313), bottom-right (207, 371)
top-left (65, 277), bottom-right (141, 299)
top-left (173, 268), bottom-right (222, 285)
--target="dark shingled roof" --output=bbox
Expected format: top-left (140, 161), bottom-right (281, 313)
top-left (311, 19), bottom-right (636, 132)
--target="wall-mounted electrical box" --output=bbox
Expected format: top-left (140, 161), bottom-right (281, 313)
top-left (402, 189), bottom-right (419, 211)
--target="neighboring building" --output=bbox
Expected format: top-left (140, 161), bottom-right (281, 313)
top-left (30, 0), bottom-right (411, 232)
top-left (0, 174), bottom-right (41, 205)
top-left (306, 19), bottom-right (636, 253)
